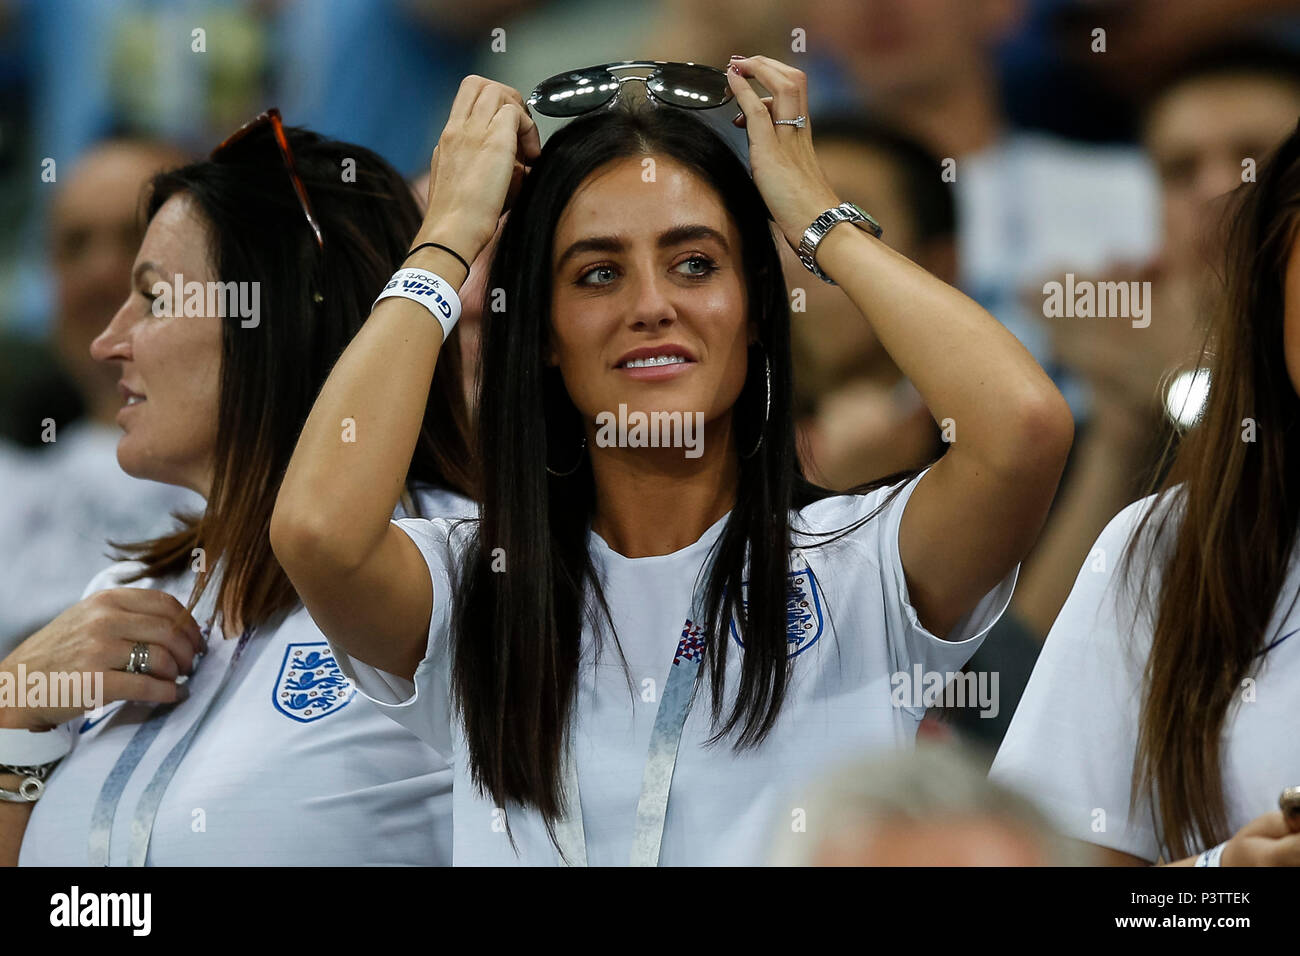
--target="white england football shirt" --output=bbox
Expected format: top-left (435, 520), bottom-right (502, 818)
top-left (19, 488), bottom-right (474, 866)
top-left (991, 494), bottom-right (1300, 861)
top-left (334, 470), bottom-right (1018, 865)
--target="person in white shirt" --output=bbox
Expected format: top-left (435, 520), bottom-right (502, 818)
top-left (0, 114), bottom-right (477, 866)
top-left (272, 58), bottom-right (1074, 865)
top-left (992, 121), bottom-right (1300, 867)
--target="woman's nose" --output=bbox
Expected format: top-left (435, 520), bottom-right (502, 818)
top-left (627, 270), bottom-right (677, 331)
top-left (90, 297), bottom-right (134, 363)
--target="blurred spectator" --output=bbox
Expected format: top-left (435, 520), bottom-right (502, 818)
top-left (783, 114), bottom-right (951, 490)
top-left (277, 0), bottom-right (542, 177)
top-left (803, 0), bottom-right (1161, 418)
top-left (765, 743), bottom-right (1091, 865)
top-left (0, 138), bottom-right (204, 655)
top-left (1052, 0), bottom-right (1300, 106)
top-left (1012, 40), bottom-right (1300, 640)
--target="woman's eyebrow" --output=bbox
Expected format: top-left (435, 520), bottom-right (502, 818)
top-left (132, 260), bottom-right (162, 284)
top-left (555, 224), bottom-right (729, 270)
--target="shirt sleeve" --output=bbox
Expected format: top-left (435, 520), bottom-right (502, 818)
top-left (78, 561), bottom-right (148, 600)
top-left (810, 468), bottom-right (1018, 680)
top-left (990, 496), bottom-right (1163, 861)
top-left (325, 517), bottom-right (459, 760)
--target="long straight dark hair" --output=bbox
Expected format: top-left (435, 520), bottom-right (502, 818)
top-left (452, 103), bottom-right (909, 840)
top-left (118, 126), bottom-right (477, 631)
top-left (1123, 121), bottom-right (1300, 859)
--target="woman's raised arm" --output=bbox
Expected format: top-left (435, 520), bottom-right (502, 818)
top-left (271, 76), bottom-right (539, 679)
top-left (729, 55), bottom-right (1074, 639)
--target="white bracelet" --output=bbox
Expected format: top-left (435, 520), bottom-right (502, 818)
top-left (0, 724), bottom-right (74, 765)
top-left (1195, 841), bottom-right (1228, 866)
top-left (373, 268), bottom-right (462, 341)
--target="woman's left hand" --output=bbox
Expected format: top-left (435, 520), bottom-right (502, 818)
top-left (725, 55), bottom-right (841, 252)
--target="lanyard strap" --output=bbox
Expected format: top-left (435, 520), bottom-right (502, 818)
top-left (86, 628), bottom-right (249, 866)
top-left (629, 621), bottom-right (705, 866)
top-left (126, 629), bottom-right (251, 866)
top-left (88, 705), bottom-right (174, 866)
top-left (557, 552), bottom-right (717, 867)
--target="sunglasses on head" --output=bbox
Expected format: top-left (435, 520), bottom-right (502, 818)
top-left (526, 60), bottom-right (734, 118)
top-left (211, 107), bottom-right (325, 252)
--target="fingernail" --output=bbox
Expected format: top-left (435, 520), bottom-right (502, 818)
top-left (730, 54), bottom-right (745, 60)
top-left (733, 111), bottom-right (744, 123)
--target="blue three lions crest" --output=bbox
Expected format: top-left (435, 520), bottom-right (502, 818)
top-left (729, 565), bottom-right (825, 658)
top-left (273, 642), bottom-right (357, 722)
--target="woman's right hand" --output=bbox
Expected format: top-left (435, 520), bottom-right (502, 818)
top-left (1220, 811), bottom-right (1300, 866)
top-left (0, 589), bottom-right (204, 732)
top-left (417, 75), bottom-right (542, 265)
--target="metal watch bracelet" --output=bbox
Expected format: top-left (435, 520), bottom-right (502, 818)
top-left (0, 760), bottom-right (61, 802)
top-left (797, 201), bottom-right (883, 286)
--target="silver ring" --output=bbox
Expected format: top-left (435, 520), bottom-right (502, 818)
top-left (125, 642), bottom-right (151, 675)
top-left (773, 114), bottom-right (807, 128)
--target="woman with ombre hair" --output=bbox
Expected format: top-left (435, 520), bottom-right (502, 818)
top-left (0, 113), bottom-right (475, 866)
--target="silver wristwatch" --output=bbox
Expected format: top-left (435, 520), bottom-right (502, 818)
top-left (0, 760), bottom-right (61, 802)
top-left (797, 201), bottom-right (883, 285)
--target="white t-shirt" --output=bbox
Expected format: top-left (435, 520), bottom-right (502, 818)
top-left (333, 470), bottom-right (1018, 865)
top-left (0, 424), bottom-right (204, 654)
top-left (20, 488), bottom-right (475, 866)
top-left (991, 494), bottom-right (1300, 861)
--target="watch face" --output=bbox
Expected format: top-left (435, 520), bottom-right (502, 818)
top-left (844, 201), bottom-right (883, 238)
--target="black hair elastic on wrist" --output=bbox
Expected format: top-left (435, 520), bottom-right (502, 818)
top-left (404, 241), bottom-right (470, 278)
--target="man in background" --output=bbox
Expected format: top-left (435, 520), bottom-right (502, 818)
top-left (0, 138), bottom-right (204, 654)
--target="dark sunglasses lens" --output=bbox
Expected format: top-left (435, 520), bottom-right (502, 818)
top-left (648, 64), bottom-right (731, 109)
top-left (531, 68), bottom-right (619, 117)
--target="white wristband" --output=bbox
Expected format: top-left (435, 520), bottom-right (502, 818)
top-left (0, 724), bottom-right (74, 766)
top-left (373, 268), bottom-right (462, 341)
top-left (1195, 841), bottom-right (1228, 866)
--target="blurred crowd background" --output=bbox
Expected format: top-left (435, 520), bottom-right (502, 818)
top-left (4, 0), bottom-right (1300, 863)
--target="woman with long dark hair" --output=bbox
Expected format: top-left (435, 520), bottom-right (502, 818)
top-left (0, 113), bottom-right (475, 865)
top-left (273, 57), bottom-right (1073, 865)
top-left (993, 120), bottom-right (1300, 866)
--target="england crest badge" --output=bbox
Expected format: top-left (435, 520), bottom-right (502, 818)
top-left (729, 560), bottom-right (825, 658)
top-left (273, 642), bottom-right (356, 723)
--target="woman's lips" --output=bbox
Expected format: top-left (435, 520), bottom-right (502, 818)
top-left (616, 358), bottom-right (697, 381)
top-left (116, 396), bottom-right (146, 425)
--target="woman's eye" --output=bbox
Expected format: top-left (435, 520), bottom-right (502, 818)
top-left (677, 255), bottom-right (717, 278)
top-left (577, 256), bottom-right (717, 287)
top-left (577, 264), bottom-right (617, 286)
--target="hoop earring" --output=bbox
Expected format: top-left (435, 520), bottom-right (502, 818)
top-left (740, 348), bottom-right (771, 460)
top-left (546, 436), bottom-right (588, 477)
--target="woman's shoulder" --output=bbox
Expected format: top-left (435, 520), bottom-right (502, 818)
top-left (791, 469), bottom-right (928, 542)
top-left (79, 560), bottom-right (165, 600)
top-left (402, 484), bottom-right (479, 520)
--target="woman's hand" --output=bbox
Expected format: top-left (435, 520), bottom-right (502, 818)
top-left (0, 589), bottom-right (204, 731)
top-left (418, 75), bottom-right (542, 266)
top-left (725, 55), bottom-right (841, 251)
top-left (1220, 811), bottom-right (1300, 866)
